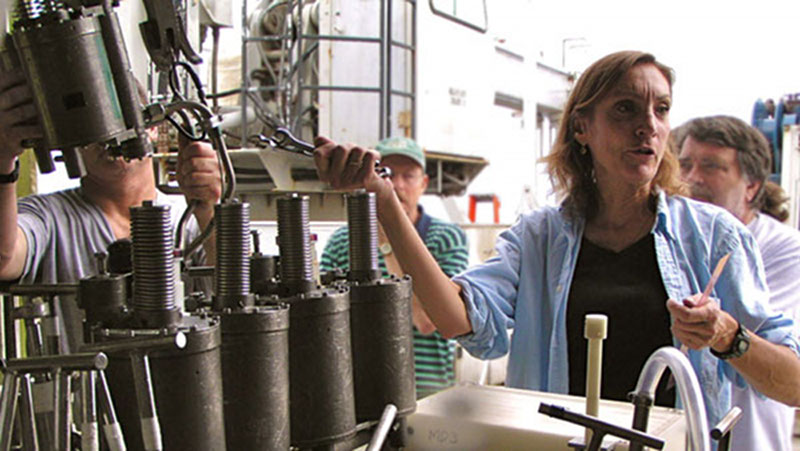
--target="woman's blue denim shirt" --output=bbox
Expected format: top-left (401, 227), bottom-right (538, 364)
top-left (454, 192), bottom-right (799, 428)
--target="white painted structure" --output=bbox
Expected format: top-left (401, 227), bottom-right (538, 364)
top-left (312, 0), bottom-right (572, 223)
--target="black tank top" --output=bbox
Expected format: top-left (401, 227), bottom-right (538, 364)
top-left (567, 234), bottom-right (676, 407)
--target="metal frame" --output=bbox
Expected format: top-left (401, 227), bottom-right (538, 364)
top-left (428, 0), bottom-right (487, 33)
top-left (239, 0), bottom-right (417, 144)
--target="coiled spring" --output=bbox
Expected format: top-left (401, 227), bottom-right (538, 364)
top-left (347, 192), bottom-right (379, 279)
top-left (15, 0), bottom-right (63, 22)
top-left (215, 201), bottom-right (251, 298)
top-left (276, 194), bottom-right (313, 286)
top-left (131, 201), bottom-right (176, 312)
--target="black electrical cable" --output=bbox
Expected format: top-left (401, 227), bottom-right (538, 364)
top-left (174, 61), bottom-right (208, 105)
top-left (166, 107), bottom-right (207, 142)
top-left (168, 60), bottom-right (208, 106)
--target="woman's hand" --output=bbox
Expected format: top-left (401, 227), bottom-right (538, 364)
top-left (313, 136), bottom-right (393, 199)
top-left (666, 295), bottom-right (738, 351)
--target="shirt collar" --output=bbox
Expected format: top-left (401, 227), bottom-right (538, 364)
top-left (415, 205), bottom-right (432, 240)
top-left (558, 190), bottom-right (672, 239)
top-left (653, 190), bottom-right (675, 241)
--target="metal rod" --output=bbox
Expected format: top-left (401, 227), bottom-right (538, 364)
top-left (7, 284), bottom-right (79, 296)
top-left (366, 404), bottom-right (397, 451)
top-left (97, 370), bottom-right (126, 451)
top-left (385, 0), bottom-right (393, 136)
top-left (299, 85), bottom-right (381, 93)
top-left (247, 82), bottom-right (383, 94)
top-left (411, 0), bottom-right (417, 138)
top-left (82, 332), bottom-right (186, 354)
top-left (130, 352), bottom-right (162, 451)
top-left (244, 33), bottom-right (382, 44)
top-left (389, 39), bottom-right (414, 51)
top-left (82, 371), bottom-right (99, 451)
top-left (4, 352), bottom-right (108, 372)
top-left (3, 294), bottom-right (16, 360)
top-left (378, 0), bottom-right (386, 138)
top-left (0, 373), bottom-right (20, 451)
top-left (53, 369), bottom-right (71, 450)
top-left (295, 0), bottom-right (304, 134)
top-left (211, 26), bottom-right (220, 111)
top-left (711, 407), bottom-right (742, 451)
top-left (239, 0), bottom-right (247, 148)
top-left (389, 89), bottom-right (414, 98)
top-left (538, 403), bottom-right (664, 450)
top-left (44, 315), bottom-right (61, 357)
top-left (297, 33), bottom-right (381, 43)
top-left (276, 0), bottom-right (290, 125)
top-left (19, 374), bottom-right (39, 451)
top-left (24, 318), bottom-right (45, 357)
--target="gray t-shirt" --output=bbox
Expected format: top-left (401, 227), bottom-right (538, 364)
top-left (17, 187), bottom-right (201, 284)
top-left (15, 187), bottom-right (203, 352)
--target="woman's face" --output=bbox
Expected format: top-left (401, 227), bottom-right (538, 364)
top-left (575, 63), bottom-right (672, 194)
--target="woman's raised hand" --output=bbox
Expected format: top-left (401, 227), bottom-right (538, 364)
top-left (313, 136), bottom-right (392, 197)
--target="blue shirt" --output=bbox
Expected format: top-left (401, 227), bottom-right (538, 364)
top-left (453, 192), bottom-right (799, 428)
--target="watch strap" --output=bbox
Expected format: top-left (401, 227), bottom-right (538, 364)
top-left (710, 321), bottom-right (750, 360)
top-left (0, 159), bottom-right (19, 184)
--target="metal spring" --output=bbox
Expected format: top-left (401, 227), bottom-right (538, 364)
top-left (16, 0), bottom-right (43, 20)
top-left (15, 0), bottom-right (62, 21)
top-left (39, 0), bottom-right (62, 17)
top-left (346, 191), bottom-right (378, 275)
top-left (215, 201), bottom-right (251, 298)
top-left (130, 201), bottom-right (176, 312)
top-left (276, 194), bottom-right (313, 285)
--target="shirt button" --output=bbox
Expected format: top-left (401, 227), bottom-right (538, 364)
top-left (557, 284), bottom-right (563, 292)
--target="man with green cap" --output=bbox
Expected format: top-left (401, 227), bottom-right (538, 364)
top-left (320, 136), bottom-right (469, 398)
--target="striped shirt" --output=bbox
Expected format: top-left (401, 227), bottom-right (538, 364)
top-left (320, 206), bottom-right (469, 398)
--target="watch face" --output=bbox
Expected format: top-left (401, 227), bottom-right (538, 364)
top-left (711, 323), bottom-right (751, 360)
top-left (736, 337), bottom-right (750, 354)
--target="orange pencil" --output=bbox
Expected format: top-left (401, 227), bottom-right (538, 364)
top-left (680, 253), bottom-right (731, 352)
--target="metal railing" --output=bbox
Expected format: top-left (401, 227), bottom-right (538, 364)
top-left (239, 0), bottom-right (417, 145)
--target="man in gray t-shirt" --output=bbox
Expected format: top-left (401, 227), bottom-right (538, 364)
top-left (0, 69), bottom-right (221, 350)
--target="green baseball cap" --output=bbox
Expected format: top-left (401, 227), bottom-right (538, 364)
top-left (375, 136), bottom-right (425, 168)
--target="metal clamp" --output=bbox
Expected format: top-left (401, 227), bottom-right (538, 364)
top-left (261, 128), bottom-right (393, 178)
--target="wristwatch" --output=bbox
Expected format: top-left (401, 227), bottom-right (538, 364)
top-left (710, 321), bottom-right (750, 360)
top-left (379, 242), bottom-right (392, 256)
top-left (0, 159), bottom-right (19, 184)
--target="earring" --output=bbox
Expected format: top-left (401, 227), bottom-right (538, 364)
top-left (579, 143), bottom-right (588, 155)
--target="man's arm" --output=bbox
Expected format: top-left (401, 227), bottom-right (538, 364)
top-left (175, 141), bottom-right (221, 263)
top-left (668, 296), bottom-right (800, 406)
top-left (0, 71), bottom-right (42, 281)
top-left (0, 174), bottom-right (28, 281)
